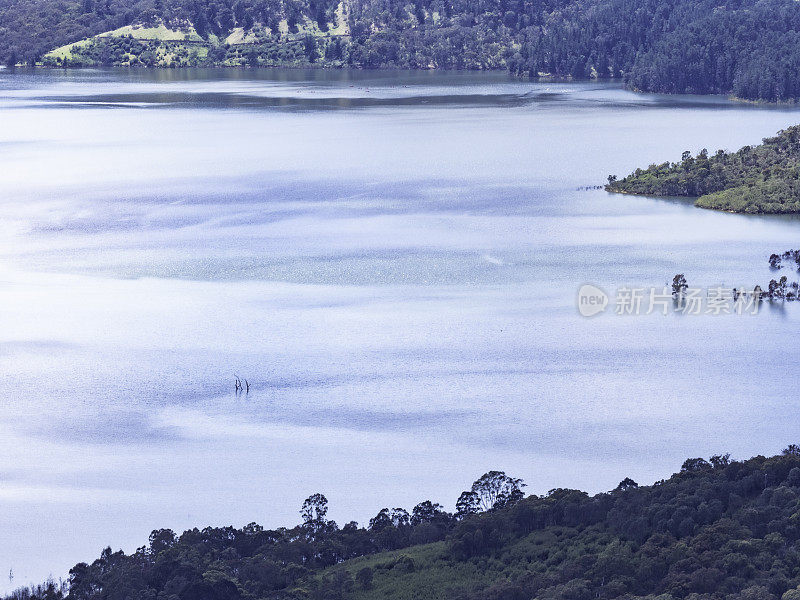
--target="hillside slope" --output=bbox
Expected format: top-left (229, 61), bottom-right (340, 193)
top-left (4, 0), bottom-right (800, 100)
top-left (9, 449), bottom-right (800, 600)
top-left (0, 0), bottom-right (152, 65)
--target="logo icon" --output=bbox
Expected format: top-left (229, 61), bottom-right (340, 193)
top-left (577, 284), bottom-right (609, 317)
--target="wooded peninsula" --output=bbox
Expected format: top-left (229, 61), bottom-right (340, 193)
top-left (607, 126), bottom-right (800, 214)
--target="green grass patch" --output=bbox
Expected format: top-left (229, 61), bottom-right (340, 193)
top-left (98, 23), bottom-right (202, 42)
top-left (317, 542), bottom-right (495, 600)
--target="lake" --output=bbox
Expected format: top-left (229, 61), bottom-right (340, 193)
top-left (1, 68), bottom-right (800, 591)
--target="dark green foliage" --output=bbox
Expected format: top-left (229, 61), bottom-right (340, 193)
top-left (455, 471), bottom-right (525, 518)
top-left (13, 452), bottom-right (800, 599)
top-left (621, 0), bottom-right (800, 101)
top-left (6, 0), bottom-right (800, 100)
top-left (0, 0), bottom-right (152, 66)
top-left (672, 274), bottom-right (688, 298)
top-left (446, 452), bottom-right (800, 600)
top-left (615, 477), bottom-right (638, 491)
top-left (607, 125), bottom-right (800, 213)
top-left (355, 567), bottom-right (374, 590)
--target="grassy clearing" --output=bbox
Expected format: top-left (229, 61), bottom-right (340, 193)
top-left (45, 40), bottom-right (87, 60)
top-left (43, 23), bottom-right (202, 62)
top-left (316, 542), bottom-right (492, 600)
top-left (98, 23), bottom-right (202, 42)
top-left (314, 539), bottom-right (523, 600)
top-left (310, 525), bottom-right (623, 600)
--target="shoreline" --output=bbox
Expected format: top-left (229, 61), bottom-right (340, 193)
top-left (605, 186), bottom-right (800, 216)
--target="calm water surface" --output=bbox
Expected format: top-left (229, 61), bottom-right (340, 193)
top-left (1, 68), bottom-right (800, 590)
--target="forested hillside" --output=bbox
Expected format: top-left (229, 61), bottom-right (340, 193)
top-left (606, 125), bottom-right (800, 213)
top-left (10, 449), bottom-right (800, 600)
top-left (0, 0), bottom-right (152, 67)
top-left (4, 0), bottom-right (800, 100)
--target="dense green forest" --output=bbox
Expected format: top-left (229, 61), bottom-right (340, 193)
top-left (11, 449), bottom-right (800, 600)
top-left (606, 125), bottom-right (800, 214)
top-left (5, 0), bottom-right (800, 100)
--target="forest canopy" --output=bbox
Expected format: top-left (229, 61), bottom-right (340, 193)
top-left (4, 0), bottom-right (800, 100)
top-left (10, 449), bottom-right (800, 600)
top-left (606, 125), bottom-right (800, 214)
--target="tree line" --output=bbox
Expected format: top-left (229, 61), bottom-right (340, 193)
top-left (10, 450), bottom-right (800, 599)
top-left (6, 0), bottom-right (800, 100)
